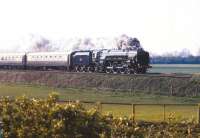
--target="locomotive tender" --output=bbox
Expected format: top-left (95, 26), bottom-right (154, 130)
top-left (0, 42), bottom-right (150, 74)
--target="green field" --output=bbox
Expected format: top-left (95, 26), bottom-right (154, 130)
top-left (1, 83), bottom-right (200, 104)
top-left (149, 64), bottom-right (200, 74)
top-left (0, 83), bottom-right (199, 122)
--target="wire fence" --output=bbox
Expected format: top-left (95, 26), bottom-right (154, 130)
top-left (58, 100), bottom-right (199, 123)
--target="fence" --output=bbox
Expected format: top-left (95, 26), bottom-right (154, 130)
top-left (59, 100), bottom-right (199, 123)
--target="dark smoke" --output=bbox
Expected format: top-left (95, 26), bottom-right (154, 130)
top-left (30, 37), bottom-right (52, 52)
top-left (116, 34), bottom-right (141, 50)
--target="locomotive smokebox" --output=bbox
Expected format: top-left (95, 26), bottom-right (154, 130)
top-left (137, 49), bottom-right (150, 67)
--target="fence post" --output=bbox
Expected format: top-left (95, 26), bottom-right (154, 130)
top-left (97, 102), bottom-right (102, 113)
top-left (163, 104), bottom-right (166, 122)
top-left (132, 104), bottom-right (135, 122)
top-left (170, 80), bottom-right (174, 96)
top-left (131, 78), bottom-right (135, 96)
top-left (198, 104), bottom-right (200, 124)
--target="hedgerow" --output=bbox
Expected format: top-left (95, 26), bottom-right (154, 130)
top-left (0, 93), bottom-right (199, 138)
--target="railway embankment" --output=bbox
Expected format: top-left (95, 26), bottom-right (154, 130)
top-left (0, 70), bottom-right (199, 97)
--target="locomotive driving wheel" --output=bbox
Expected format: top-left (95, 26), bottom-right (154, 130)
top-left (88, 66), bottom-right (95, 73)
top-left (106, 69), bottom-right (110, 73)
top-left (75, 66), bottom-right (81, 72)
top-left (119, 68), bottom-right (125, 74)
top-left (125, 68), bottom-right (131, 74)
top-left (106, 68), bottom-right (112, 74)
top-left (80, 66), bottom-right (86, 72)
top-left (112, 68), bottom-right (118, 74)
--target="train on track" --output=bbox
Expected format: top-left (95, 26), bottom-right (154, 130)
top-left (0, 39), bottom-right (151, 74)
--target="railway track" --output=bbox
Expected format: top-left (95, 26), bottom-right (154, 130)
top-left (0, 69), bottom-right (192, 79)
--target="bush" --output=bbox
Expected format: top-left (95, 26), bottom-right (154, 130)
top-left (0, 93), bottom-right (199, 138)
top-left (0, 93), bottom-right (110, 138)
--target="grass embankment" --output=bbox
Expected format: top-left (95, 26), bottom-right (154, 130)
top-left (0, 83), bottom-right (199, 122)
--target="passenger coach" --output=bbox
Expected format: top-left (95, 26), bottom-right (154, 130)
top-left (0, 53), bottom-right (26, 69)
top-left (26, 52), bottom-right (70, 70)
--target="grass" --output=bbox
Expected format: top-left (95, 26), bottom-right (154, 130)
top-left (99, 104), bottom-right (197, 122)
top-left (149, 64), bottom-right (200, 74)
top-left (0, 83), bottom-right (199, 122)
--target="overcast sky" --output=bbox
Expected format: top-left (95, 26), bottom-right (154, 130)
top-left (0, 0), bottom-right (200, 55)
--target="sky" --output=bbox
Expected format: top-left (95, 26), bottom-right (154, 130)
top-left (0, 0), bottom-right (200, 55)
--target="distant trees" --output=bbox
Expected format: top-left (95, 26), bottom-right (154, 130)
top-left (150, 48), bottom-right (200, 64)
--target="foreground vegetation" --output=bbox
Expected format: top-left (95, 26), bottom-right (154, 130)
top-left (0, 93), bottom-right (200, 138)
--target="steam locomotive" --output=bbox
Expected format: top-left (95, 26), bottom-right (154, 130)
top-left (0, 39), bottom-right (150, 74)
